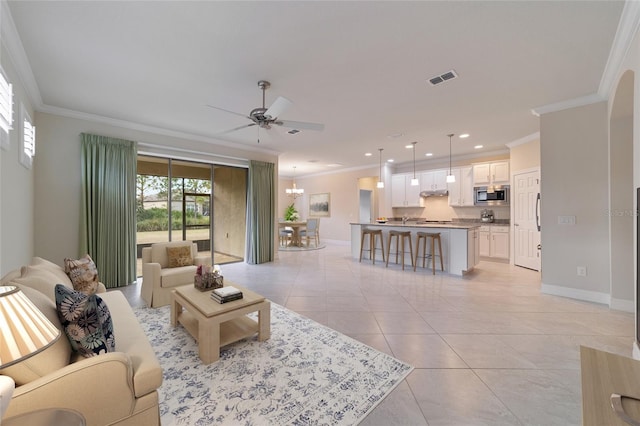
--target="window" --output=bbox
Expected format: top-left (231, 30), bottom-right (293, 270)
top-left (19, 103), bottom-right (35, 168)
top-left (0, 68), bottom-right (13, 150)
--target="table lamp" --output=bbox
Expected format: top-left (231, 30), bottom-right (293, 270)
top-left (0, 285), bottom-right (61, 419)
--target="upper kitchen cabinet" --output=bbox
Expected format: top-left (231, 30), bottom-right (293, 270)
top-left (448, 166), bottom-right (474, 207)
top-left (420, 169), bottom-right (448, 192)
top-left (473, 161), bottom-right (509, 186)
top-left (391, 173), bottom-right (423, 207)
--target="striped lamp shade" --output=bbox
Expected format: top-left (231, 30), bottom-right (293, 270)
top-left (0, 286), bottom-right (60, 369)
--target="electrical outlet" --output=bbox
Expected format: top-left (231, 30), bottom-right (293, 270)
top-left (577, 266), bottom-right (587, 277)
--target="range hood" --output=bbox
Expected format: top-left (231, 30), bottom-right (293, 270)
top-left (420, 189), bottom-right (449, 197)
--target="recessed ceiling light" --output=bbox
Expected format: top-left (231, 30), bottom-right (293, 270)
top-left (288, 129), bottom-right (300, 135)
top-left (365, 152), bottom-right (372, 156)
top-left (387, 159), bottom-right (394, 163)
top-left (474, 145), bottom-right (483, 149)
top-left (459, 134), bottom-right (470, 138)
top-left (405, 144), bottom-right (413, 149)
top-left (327, 163), bottom-right (342, 167)
top-left (425, 153), bottom-right (433, 157)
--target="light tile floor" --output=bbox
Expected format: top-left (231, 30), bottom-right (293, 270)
top-left (119, 243), bottom-right (635, 425)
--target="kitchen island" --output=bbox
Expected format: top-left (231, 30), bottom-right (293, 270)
top-left (350, 222), bottom-right (481, 275)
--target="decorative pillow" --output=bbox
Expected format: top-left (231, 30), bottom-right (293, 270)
top-left (64, 254), bottom-right (100, 295)
top-left (54, 284), bottom-right (115, 357)
top-left (167, 246), bottom-right (193, 268)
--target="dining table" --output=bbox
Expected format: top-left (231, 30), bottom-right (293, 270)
top-left (279, 221), bottom-right (307, 247)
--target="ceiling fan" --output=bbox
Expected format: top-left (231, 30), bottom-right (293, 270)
top-left (207, 80), bottom-right (324, 142)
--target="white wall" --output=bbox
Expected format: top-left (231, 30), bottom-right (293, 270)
top-left (0, 43), bottom-right (35, 275)
top-left (539, 101), bottom-right (611, 303)
top-left (278, 166), bottom-right (378, 243)
top-left (33, 112), bottom-right (278, 265)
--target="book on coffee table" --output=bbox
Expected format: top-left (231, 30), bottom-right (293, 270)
top-left (211, 293), bottom-right (244, 303)
top-left (211, 286), bottom-right (243, 303)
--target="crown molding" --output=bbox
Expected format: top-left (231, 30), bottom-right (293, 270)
top-left (0, 0), bottom-right (42, 108)
top-left (38, 103), bottom-right (281, 156)
top-left (531, 1), bottom-right (640, 117)
top-left (506, 132), bottom-right (540, 148)
top-left (598, 0), bottom-right (640, 99)
top-left (530, 93), bottom-right (605, 117)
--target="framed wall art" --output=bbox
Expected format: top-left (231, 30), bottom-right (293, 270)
top-left (309, 192), bottom-right (330, 217)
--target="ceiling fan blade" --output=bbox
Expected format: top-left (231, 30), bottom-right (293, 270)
top-left (216, 123), bottom-right (256, 135)
top-left (276, 120), bottom-right (325, 132)
top-left (265, 96), bottom-right (293, 119)
top-left (206, 104), bottom-right (251, 120)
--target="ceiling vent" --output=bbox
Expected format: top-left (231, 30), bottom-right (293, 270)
top-left (428, 70), bottom-right (458, 86)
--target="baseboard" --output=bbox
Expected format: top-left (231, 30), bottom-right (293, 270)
top-left (610, 297), bottom-right (635, 313)
top-left (323, 239), bottom-right (350, 246)
top-left (541, 283), bottom-right (610, 305)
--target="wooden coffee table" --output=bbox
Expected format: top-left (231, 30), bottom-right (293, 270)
top-left (170, 283), bottom-right (271, 364)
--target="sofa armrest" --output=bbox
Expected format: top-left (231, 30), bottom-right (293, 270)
top-left (97, 282), bottom-right (107, 293)
top-left (194, 255), bottom-right (212, 267)
top-left (6, 352), bottom-right (140, 425)
top-left (141, 262), bottom-right (161, 307)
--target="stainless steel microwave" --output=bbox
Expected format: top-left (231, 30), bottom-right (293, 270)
top-left (474, 185), bottom-right (510, 206)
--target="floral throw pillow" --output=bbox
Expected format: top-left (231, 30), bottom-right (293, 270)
top-left (64, 254), bottom-right (100, 295)
top-left (167, 246), bottom-right (193, 268)
top-left (54, 284), bottom-right (115, 357)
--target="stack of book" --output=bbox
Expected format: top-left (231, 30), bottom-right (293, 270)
top-left (211, 286), bottom-right (243, 304)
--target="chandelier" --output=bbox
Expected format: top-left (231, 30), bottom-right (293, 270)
top-left (286, 166), bottom-right (304, 199)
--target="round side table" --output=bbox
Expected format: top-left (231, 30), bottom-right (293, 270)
top-left (3, 408), bottom-right (85, 426)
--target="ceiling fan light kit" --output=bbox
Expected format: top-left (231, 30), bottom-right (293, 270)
top-left (208, 80), bottom-right (324, 142)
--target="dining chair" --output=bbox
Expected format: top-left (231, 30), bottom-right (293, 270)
top-left (278, 219), bottom-right (293, 246)
top-left (300, 218), bottom-right (320, 247)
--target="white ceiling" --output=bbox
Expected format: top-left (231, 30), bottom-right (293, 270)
top-left (6, 1), bottom-right (625, 177)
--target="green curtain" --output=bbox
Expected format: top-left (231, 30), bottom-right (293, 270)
top-left (246, 160), bottom-right (275, 264)
top-left (80, 133), bottom-right (137, 288)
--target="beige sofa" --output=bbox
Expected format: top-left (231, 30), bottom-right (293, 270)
top-left (141, 241), bottom-right (210, 308)
top-left (0, 257), bottom-right (163, 426)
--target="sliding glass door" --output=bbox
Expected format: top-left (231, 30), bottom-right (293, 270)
top-left (136, 156), bottom-right (247, 276)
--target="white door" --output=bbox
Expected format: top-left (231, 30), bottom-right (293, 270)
top-left (514, 169), bottom-right (541, 270)
top-left (359, 190), bottom-right (372, 223)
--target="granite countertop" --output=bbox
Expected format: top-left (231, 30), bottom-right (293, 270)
top-left (350, 218), bottom-right (510, 230)
top-left (350, 222), bottom-right (481, 229)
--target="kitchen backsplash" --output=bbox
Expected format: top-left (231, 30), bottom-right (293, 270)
top-left (391, 196), bottom-right (510, 222)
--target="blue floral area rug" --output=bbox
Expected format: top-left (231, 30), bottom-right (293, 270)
top-left (135, 303), bottom-right (413, 425)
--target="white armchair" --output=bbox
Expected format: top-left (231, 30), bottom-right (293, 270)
top-left (141, 241), bottom-right (211, 308)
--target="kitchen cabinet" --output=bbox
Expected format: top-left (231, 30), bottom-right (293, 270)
top-left (467, 228), bottom-right (479, 269)
top-left (448, 166), bottom-right (474, 206)
top-left (420, 169), bottom-right (448, 192)
top-left (473, 161), bottom-right (510, 186)
top-left (391, 173), bottom-right (423, 207)
top-left (479, 225), bottom-right (510, 260)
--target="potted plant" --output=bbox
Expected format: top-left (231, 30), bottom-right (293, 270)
top-left (284, 203), bottom-right (300, 222)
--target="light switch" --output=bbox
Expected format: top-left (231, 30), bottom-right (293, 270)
top-left (558, 215), bottom-right (576, 225)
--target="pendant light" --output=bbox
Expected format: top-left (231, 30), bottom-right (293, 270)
top-left (410, 141), bottom-right (419, 186)
top-left (377, 148), bottom-right (384, 188)
top-left (446, 133), bottom-right (455, 183)
top-left (286, 166), bottom-right (304, 198)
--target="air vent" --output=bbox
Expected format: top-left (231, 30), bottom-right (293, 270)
top-left (428, 69), bottom-right (458, 86)
top-left (287, 129), bottom-right (300, 135)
